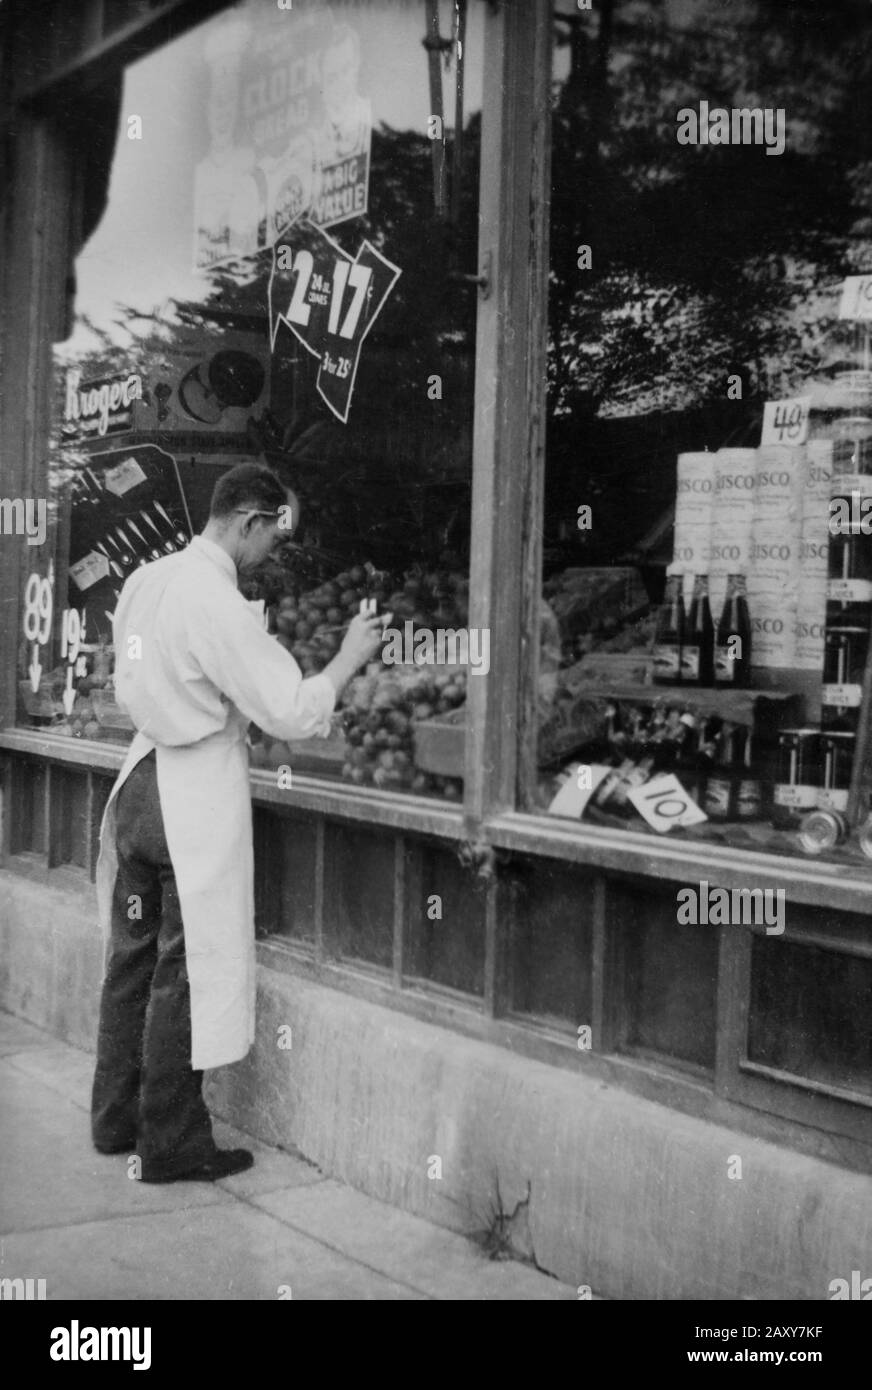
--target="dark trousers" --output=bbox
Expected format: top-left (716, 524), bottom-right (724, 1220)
top-left (91, 750), bottom-right (216, 1179)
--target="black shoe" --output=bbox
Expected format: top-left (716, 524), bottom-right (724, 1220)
top-left (140, 1148), bottom-right (254, 1184)
top-left (94, 1140), bottom-right (137, 1155)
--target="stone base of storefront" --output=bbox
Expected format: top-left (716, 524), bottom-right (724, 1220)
top-left (1, 867), bottom-right (868, 1301)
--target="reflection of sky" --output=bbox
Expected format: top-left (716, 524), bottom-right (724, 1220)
top-left (58, 0), bottom-right (483, 361)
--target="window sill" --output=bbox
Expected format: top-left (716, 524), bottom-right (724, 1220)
top-left (5, 727), bottom-right (872, 903)
top-left (0, 727), bottom-right (466, 841)
top-left (485, 810), bottom-right (872, 913)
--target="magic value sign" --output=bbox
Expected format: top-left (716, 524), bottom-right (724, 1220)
top-left (268, 219), bottom-right (400, 424)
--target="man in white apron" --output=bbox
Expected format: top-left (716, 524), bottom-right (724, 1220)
top-left (91, 463), bottom-right (385, 1182)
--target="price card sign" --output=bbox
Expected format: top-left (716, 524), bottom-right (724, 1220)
top-left (628, 774), bottom-right (708, 833)
top-left (70, 550), bottom-right (110, 592)
top-left (838, 275), bottom-right (872, 321)
top-left (269, 218), bottom-right (401, 424)
top-left (103, 457), bottom-right (148, 497)
top-left (760, 396), bottom-right (810, 447)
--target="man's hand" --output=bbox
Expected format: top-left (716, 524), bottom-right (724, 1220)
top-left (340, 611), bottom-right (390, 669)
top-left (321, 611), bottom-right (392, 700)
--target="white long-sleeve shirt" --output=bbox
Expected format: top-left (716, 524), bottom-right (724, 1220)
top-left (112, 534), bottom-right (335, 746)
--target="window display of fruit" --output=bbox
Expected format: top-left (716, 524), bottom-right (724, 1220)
top-left (272, 563), bottom-right (385, 675)
top-left (339, 666), bottom-right (467, 794)
top-left (38, 645), bottom-right (129, 741)
top-left (252, 561), bottom-right (471, 796)
top-left (50, 694), bottom-right (101, 740)
top-left (268, 563), bottom-right (471, 679)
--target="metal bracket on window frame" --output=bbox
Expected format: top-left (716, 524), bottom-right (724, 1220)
top-left (447, 248), bottom-right (492, 299)
top-left (456, 836), bottom-right (513, 882)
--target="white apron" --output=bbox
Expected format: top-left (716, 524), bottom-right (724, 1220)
top-left (96, 718), bottom-right (255, 1071)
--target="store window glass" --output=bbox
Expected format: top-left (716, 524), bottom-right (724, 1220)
top-left (18, 0), bottom-right (482, 803)
top-left (534, 0), bottom-right (872, 869)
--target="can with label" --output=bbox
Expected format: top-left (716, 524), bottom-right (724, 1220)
top-left (825, 526), bottom-right (872, 626)
top-left (821, 627), bottom-right (868, 731)
top-left (818, 731), bottom-right (855, 814)
top-left (796, 440), bottom-right (832, 671)
top-left (798, 808), bottom-right (850, 854)
top-left (674, 452), bottom-right (714, 606)
top-left (710, 449), bottom-right (756, 617)
top-left (755, 445), bottom-right (805, 522)
top-left (828, 437), bottom-right (872, 624)
top-left (747, 523), bottom-right (799, 668)
top-left (772, 729), bottom-right (820, 829)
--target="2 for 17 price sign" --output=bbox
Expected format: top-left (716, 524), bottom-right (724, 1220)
top-left (268, 219), bottom-right (401, 424)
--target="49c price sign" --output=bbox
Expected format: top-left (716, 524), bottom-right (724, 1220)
top-left (269, 218), bottom-right (401, 424)
top-left (760, 396), bottom-right (810, 447)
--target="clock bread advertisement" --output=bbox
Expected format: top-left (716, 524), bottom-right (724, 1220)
top-left (193, 6), bottom-right (372, 273)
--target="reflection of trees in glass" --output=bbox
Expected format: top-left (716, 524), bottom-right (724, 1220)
top-left (54, 119), bottom-right (481, 574)
top-left (549, 0), bottom-right (872, 422)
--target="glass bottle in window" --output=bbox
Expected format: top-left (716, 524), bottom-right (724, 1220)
top-left (683, 574), bottom-right (714, 686)
top-left (715, 573), bottom-right (751, 686)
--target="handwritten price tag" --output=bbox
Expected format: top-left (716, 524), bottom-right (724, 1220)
top-left (838, 275), bottom-right (872, 321)
top-left (760, 396), bottom-right (810, 447)
top-left (70, 551), bottom-right (110, 592)
top-left (628, 774), bottom-right (708, 833)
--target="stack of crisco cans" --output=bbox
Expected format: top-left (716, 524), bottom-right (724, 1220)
top-left (710, 448), bottom-right (756, 621)
top-left (673, 452), bottom-right (714, 609)
top-left (748, 444), bottom-right (804, 669)
top-left (666, 430), bottom-right (870, 850)
top-left (794, 439), bottom-right (831, 671)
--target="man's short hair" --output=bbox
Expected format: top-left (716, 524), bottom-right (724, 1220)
top-left (209, 463), bottom-right (288, 520)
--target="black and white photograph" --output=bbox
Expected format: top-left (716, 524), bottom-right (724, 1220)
top-left (1, 0), bottom-right (871, 1338)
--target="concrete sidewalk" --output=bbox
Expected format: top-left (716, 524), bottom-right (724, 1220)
top-left (0, 1010), bottom-right (575, 1300)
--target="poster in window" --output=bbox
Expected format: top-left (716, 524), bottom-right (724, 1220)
top-left (67, 444), bottom-right (192, 643)
top-left (268, 218), bottom-right (401, 424)
top-left (193, 6), bottom-right (372, 272)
